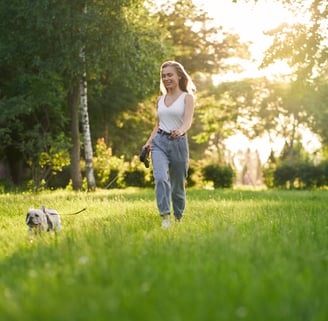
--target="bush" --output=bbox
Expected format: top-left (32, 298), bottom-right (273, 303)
top-left (297, 162), bottom-right (321, 189)
top-left (273, 160), bottom-right (328, 189)
top-left (186, 167), bottom-right (196, 188)
top-left (47, 167), bottom-right (71, 189)
top-left (0, 179), bottom-right (17, 193)
top-left (262, 164), bottom-right (275, 188)
top-left (273, 162), bottom-right (298, 189)
top-left (202, 164), bottom-right (234, 188)
top-left (123, 170), bottom-right (147, 187)
top-left (93, 138), bottom-right (125, 188)
top-left (317, 160), bottom-right (328, 187)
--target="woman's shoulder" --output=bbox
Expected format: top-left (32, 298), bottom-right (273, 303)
top-left (184, 92), bottom-right (195, 102)
top-left (157, 95), bottom-right (164, 103)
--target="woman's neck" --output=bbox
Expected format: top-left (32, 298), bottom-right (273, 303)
top-left (166, 87), bottom-right (182, 96)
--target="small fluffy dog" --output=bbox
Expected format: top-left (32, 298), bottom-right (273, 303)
top-left (26, 205), bottom-right (61, 234)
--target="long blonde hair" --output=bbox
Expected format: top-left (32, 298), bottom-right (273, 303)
top-left (160, 61), bottom-right (196, 95)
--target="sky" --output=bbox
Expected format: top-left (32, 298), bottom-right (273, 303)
top-left (192, 0), bottom-right (299, 81)
top-left (193, 0), bottom-right (297, 41)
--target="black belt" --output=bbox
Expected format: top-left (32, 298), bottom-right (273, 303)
top-left (157, 128), bottom-right (170, 136)
top-left (157, 128), bottom-right (185, 136)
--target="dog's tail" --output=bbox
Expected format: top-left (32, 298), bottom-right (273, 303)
top-left (60, 208), bottom-right (87, 216)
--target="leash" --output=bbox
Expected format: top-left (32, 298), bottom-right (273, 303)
top-left (105, 175), bottom-right (119, 189)
top-left (59, 208), bottom-right (87, 216)
top-left (41, 206), bottom-right (87, 216)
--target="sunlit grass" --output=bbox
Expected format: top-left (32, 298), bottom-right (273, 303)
top-left (0, 188), bottom-right (327, 321)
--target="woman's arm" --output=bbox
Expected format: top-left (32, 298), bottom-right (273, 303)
top-left (144, 121), bottom-right (159, 150)
top-left (143, 97), bottom-right (161, 149)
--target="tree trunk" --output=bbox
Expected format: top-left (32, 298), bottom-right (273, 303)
top-left (69, 84), bottom-right (83, 190)
top-left (80, 49), bottom-right (96, 191)
top-left (79, 2), bottom-right (96, 192)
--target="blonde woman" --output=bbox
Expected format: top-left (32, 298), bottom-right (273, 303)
top-left (143, 61), bottom-right (196, 228)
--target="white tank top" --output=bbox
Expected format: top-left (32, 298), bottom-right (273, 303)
top-left (157, 92), bottom-right (187, 132)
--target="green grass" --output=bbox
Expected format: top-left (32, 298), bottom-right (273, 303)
top-left (0, 188), bottom-right (327, 321)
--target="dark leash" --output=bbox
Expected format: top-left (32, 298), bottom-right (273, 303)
top-left (105, 175), bottom-right (119, 189)
top-left (42, 206), bottom-right (87, 216)
top-left (59, 208), bottom-right (87, 216)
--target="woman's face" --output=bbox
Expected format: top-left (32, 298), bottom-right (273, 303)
top-left (161, 66), bottom-right (181, 91)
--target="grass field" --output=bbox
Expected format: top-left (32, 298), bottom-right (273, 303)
top-left (0, 188), bottom-right (327, 321)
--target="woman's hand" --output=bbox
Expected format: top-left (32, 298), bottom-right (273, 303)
top-left (169, 129), bottom-right (184, 139)
top-left (143, 143), bottom-right (151, 151)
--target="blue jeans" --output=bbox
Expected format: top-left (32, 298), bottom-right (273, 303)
top-left (151, 132), bottom-right (189, 220)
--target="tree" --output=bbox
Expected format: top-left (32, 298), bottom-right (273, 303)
top-left (261, 0), bottom-right (328, 146)
top-left (79, 3), bottom-right (96, 191)
top-left (0, 0), bottom-right (166, 189)
top-left (80, 48), bottom-right (96, 191)
top-left (155, 0), bottom-right (250, 78)
top-left (262, 0), bottom-right (327, 80)
top-left (87, 3), bottom-right (168, 159)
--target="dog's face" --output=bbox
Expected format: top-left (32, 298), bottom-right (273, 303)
top-left (26, 209), bottom-right (48, 232)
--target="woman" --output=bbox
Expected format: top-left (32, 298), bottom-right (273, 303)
top-left (143, 61), bottom-right (196, 228)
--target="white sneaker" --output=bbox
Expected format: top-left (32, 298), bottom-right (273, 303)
top-left (161, 218), bottom-right (170, 229)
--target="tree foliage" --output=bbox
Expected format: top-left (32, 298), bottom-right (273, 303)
top-left (1, 0), bottom-right (326, 189)
top-left (261, 0), bottom-right (327, 80)
top-left (155, 0), bottom-right (250, 77)
top-left (260, 0), bottom-right (328, 145)
top-left (0, 0), bottom-right (166, 186)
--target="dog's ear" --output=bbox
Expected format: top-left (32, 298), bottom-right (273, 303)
top-left (26, 212), bottom-right (31, 224)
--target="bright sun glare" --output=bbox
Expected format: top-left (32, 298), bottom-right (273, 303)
top-left (192, 0), bottom-right (301, 81)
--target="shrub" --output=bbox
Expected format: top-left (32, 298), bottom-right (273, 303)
top-left (317, 160), bottom-right (328, 187)
top-left (262, 164), bottom-right (275, 188)
top-left (93, 138), bottom-right (125, 188)
top-left (47, 167), bottom-right (71, 189)
top-left (123, 170), bottom-right (147, 187)
top-left (202, 164), bottom-right (234, 188)
top-left (0, 179), bottom-right (16, 193)
top-left (186, 167), bottom-right (196, 188)
top-left (273, 162), bottom-right (297, 188)
top-left (273, 160), bottom-right (328, 189)
top-left (297, 162), bottom-right (321, 189)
